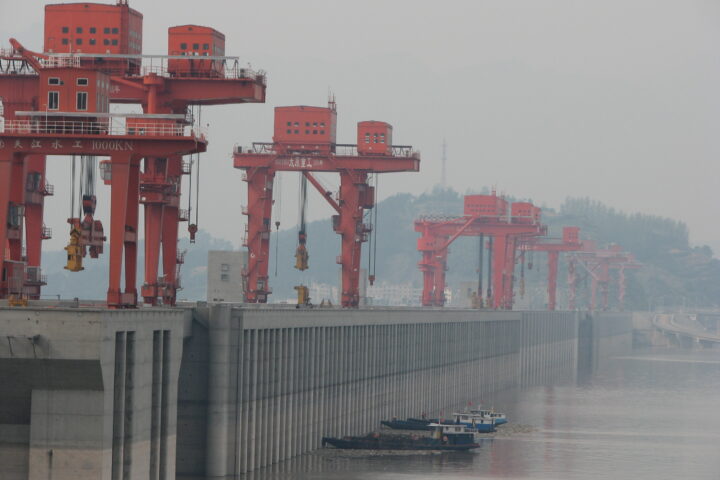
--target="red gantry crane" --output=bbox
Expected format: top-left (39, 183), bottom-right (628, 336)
top-left (0, 39), bottom-right (207, 306)
top-left (42, 2), bottom-right (266, 305)
top-left (233, 102), bottom-right (420, 307)
top-left (519, 226), bottom-right (583, 310)
top-left (0, 0), bottom-right (266, 306)
top-left (415, 193), bottom-right (546, 309)
top-left (567, 242), bottom-right (641, 311)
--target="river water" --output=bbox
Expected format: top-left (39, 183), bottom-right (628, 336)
top-left (245, 349), bottom-right (720, 480)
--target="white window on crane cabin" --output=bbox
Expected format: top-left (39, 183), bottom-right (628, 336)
top-left (48, 91), bottom-right (59, 110)
top-left (76, 92), bottom-right (88, 111)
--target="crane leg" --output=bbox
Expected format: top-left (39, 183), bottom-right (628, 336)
top-left (140, 156), bottom-right (166, 305)
top-left (7, 157), bottom-right (24, 263)
top-left (491, 234), bottom-right (507, 309)
top-left (337, 171), bottom-right (368, 308)
top-left (568, 259), bottom-right (576, 310)
top-left (547, 251), bottom-right (559, 311)
top-left (504, 237), bottom-right (517, 309)
top-left (107, 154), bottom-right (140, 308)
top-left (160, 155), bottom-right (184, 306)
top-left (161, 204), bottom-right (179, 306)
top-left (0, 153), bottom-right (23, 298)
top-left (142, 203), bottom-right (163, 305)
top-left (24, 155), bottom-right (47, 299)
top-left (418, 229), bottom-right (436, 307)
top-left (435, 246), bottom-right (449, 306)
top-left (243, 167), bottom-right (274, 303)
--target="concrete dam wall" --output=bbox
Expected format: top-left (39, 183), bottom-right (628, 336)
top-left (0, 306), bottom-right (191, 480)
top-left (0, 305), bottom-right (632, 479)
top-left (177, 307), bottom-right (625, 478)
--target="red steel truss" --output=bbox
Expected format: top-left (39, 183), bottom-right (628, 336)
top-left (233, 103), bottom-right (419, 307)
top-left (415, 193), bottom-right (546, 309)
top-left (519, 226), bottom-right (583, 310)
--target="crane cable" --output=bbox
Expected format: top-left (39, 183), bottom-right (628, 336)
top-left (298, 173), bottom-right (307, 246)
top-left (194, 105), bottom-right (201, 227)
top-left (274, 173), bottom-right (282, 276)
top-left (70, 155), bottom-right (76, 218)
top-left (372, 175), bottom-right (379, 280)
top-left (187, 106), bottom-right (194, 217)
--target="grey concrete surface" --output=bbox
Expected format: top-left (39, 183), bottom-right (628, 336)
top-left (0, 307), bottom-right (190, 480)
top-left (0, 305), bottom-right (632, 479)
top-left (177, 306), bottom-right (617, 477)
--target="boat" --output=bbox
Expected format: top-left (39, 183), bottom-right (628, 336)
top-left (380, 418), bottom-right (434, 431)
top-left (469, 408), bottom-right (508, 425)
top-left (450, 412), bottom-right (497, 433)
top-left (322, 424), bottom-right (480, 451)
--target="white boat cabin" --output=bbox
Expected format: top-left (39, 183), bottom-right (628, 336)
top-left (469, 408), bottom-right (507, 421)
top-left (451, 413), bottom-right (495, 425)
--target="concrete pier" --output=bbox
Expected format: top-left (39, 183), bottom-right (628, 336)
top-left (0, 305), bottom-right (633, 479)
top-left (0, 307), bottom-right (191, 480)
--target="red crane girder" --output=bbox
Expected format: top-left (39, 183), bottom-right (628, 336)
top-left (234, 142), bottom-right (420, 308)
top-left (415, 208), bottom-right (546, 310)
top-left (519, 226), bottom-right (583, 311)
top-left (0, 130), bottom-right (206, 306)
top-left (567, 244), bottom-right (640, 311)
top-left (1, 19), bottom-right (266, 306)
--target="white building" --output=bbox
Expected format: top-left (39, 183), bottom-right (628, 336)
top-left (207, 250), bottom-right (247, 302)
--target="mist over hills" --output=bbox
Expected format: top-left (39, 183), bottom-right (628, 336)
top-left (38, 188), bottom-right (720, 310)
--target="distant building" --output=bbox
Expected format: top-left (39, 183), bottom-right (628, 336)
top-left (366, 282), bottom-right (423, 306)
top-left (207, 250), bottom-right (247, 302)
top-left (309, 282), bottom-right (338, 305)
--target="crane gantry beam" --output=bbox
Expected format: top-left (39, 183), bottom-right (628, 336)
top-left (0, 2), bottom-right (266, 306)
top-left (519, 226), bottom-right (583, 310)
top-left (415, 194), bottom-right (547, 309)
top-left (234, 105), bottom-right (419, 307)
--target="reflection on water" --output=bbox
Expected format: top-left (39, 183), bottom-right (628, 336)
top-left (229, 349), bottom-right (720, 480)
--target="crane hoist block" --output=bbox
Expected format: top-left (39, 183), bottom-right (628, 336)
top-left (64, 227), bottom-right (85, 272)
top-left (357, 121), bottom-right (393, 155)
top-left (294, 244), bottom-right (309, 271)
top-left (294, 284), bottom-right (310, 306)
top-left (168, 25), bottom-right (226, 77)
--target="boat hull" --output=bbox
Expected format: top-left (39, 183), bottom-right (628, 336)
top-left (321, 435), bottom-right (479, 451)
top-left (381, 420), bottom-right (431, 431)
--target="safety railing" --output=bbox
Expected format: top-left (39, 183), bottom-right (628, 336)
top-left (178, 209), bottom-right (190, 222)
top-left (238, 142), bottom-right (419, 158)
top-left (141, 62), bottom-right (266, 83)
top-left (415, 214), bottom-right (465, 223)
top-left (335, 144), bottom-right (419, 158)
top-left (3, 119), bottom-right (206, 139)
top-left (40, 56), bottom-right (81, 68)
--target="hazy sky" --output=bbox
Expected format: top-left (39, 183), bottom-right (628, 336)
top-left (2, 0), bottom-right (719, 255)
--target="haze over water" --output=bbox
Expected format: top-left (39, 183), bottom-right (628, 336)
top-left (244, 349), bottom-right (720, 480)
